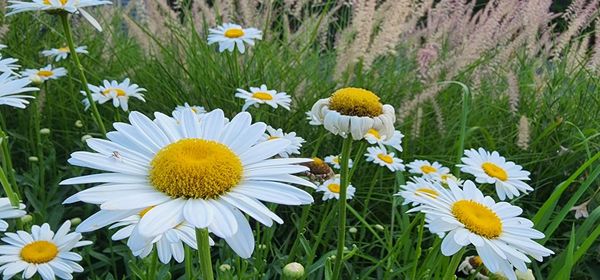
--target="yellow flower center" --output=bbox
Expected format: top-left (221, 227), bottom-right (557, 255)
top-left (481, 162), bottom-right (508, 181)
top-left (20, 241), bottom-right (58, 264)
top-left (37, 70), bottom-right (54, 77)
top-left (367, 128), bottom-right (381, 139)
top-left (415, 188), bottom-right (439, 198)
top-left (149, 139), bottom-right (243, 199)
top-left (102, 88), bottom-right (127, 97)
top-left (138, 206), bottom-right (154, 218)
top-left (267, 136), bottom-right (280, 140)
top-left (377, 153), bottom-right (394, 164)
top-left (420, 165), bottom-right (437, 174)
top-left (328, 87), bottom-right (383, 117)
top-left (327, 183), bottom-right (340, 193)
top-left (43, 0), bottom-right (68, 5)
top-left (332, 157), bottom-right (339, 164)
top-left (224, 28), bottom-right (245, 38)
top-left (251, 92), bottom-right (273, 101)
top-left (451, 200), bottom-right (502, 239)
top-left (58, 47), bottom-right (70, 52)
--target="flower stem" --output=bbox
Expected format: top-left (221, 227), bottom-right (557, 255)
top-left (443, 248), bottom-right (465, 280)
top-left (184, 245), bottom-right (194, 280)
top-left (0, 129), bottom-right (19, 207)
top-left (331, 136), bottom-right (353, 279)
top-left (59, 13), bottom-right (107, 136)
top-left (196, 228), bottom-right (214, 280)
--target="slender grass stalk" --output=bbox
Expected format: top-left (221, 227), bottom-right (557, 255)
top-left (184, 246), bottom-right (194, 280)
top-left (0, 164), bottom-right (19, 207)
top-left (196, 228), bottom-right (214, 280)
top-left (59, 13), bottom-right (107, 136)
top-left (32, 89), bottom-right (45, 206)
top-left (148, 249), bottom-right (158, 280)
top-left (331, 136), bottom-right (353, 279)
top-left (443, 248), bottom-right (465, 280)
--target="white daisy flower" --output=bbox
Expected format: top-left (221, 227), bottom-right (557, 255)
top-left (0, 72), bottom-right (38, 109)
top-left (309, 87), bottom-right (396, 140)
top-left (365, 146), bottom-right (404, 172)
top-left (0, 55), bottom-right (20, 75)
top-left (317, 175), bottom-right (355, 201)
top-left (21, 64), bottom-right (67, 82)
top-left (0, 221), bottom-right (92, 280)
top-left (411, 180), bottom-right (553, 280)
top-left (262, 126), bottom-right (305, 158)
top-left (395, 177), bottom-right (444, 206)
top-left (324, 155), bottom-right (353, 170)
top-left (431, 173), bottom-right (464, 187)
top-left (458, 148), bottom-right (533, 200)
top-left (207, 23), bottom-right (262, 54)
top-left (235, 84), bottom-right (291, 111)
top-left (364, 129), bottom-right (404, 152)
top-left (0, 198), bottom-right (26, 231)
top-left (61, 109), bottom-right (315, 258)
top-left (41, 45), bottom-right (88, 62)
top-left (407, 159), bottom-right (449, 177)
top-left (0, 44), bottom-right (6, 50)
top-left (7, 0), bottom-right (112, 32)
top-left (82, 78), bottom-right (146, 112)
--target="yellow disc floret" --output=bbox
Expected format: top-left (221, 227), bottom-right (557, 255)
top-left (451, 200), bottom-right (502, 239)
top-left (37, 70), bottom-right (54, 78)
top-left (415, 188), bottom-right (439, 198)
top-left (224, 28), bottom-right (245, 38)
top-left (327, 183), bottom-right (341, 193)
top-left (377, 153), bottom-right (394, 164)
top-left (20, 241), bottom-right (59, 264)
top-left (328, 87), bottom-right (383, 117)
top-left (252, 92), bottom-right (273, 101)
top-left (102, 88), bottom-right (127, 97)
top-left (149, 139), bottom-right (243, 199)
top-left (420, 165), bottom-right (437, 174)
top-left (367, 128), bottom-right (381, 139)
top-left (482, 162), bottom-right (508, 181)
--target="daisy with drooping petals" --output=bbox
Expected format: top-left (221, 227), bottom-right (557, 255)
top-left (317, 175), bottom-right (355, 201)
top-left (324, 155), bottom-right (354, 170)
top-left (262, 126), bottom-right (305, 158)
top-left (235, 84), bottom-right (291, 111)
top-left (0, 72), bottom-right (38, 109)
top-left (21, 64), bottom-right (67, 82)
top-left (41, 45), bottom-right (88, 62)
top-left (0, 198), bottom-right (26, 231)
top-left (61, 109), bottom-right (315, 258)
top-left (365, 146), bottom-right (404, 172)
top-left (364, 129), bottom-right (404, 152)
top-left (459, 148), bottom-right (532, 200)
top-left (82, 78), bottom-right (146, 112)
top-left (0, 55), bottom-right (20, 74)
top-left (407, 159), bottom-right (449, 177)
top-left (7, 0), bottom-right (112, 31)
top-left (309, 87), bottom-right (396, 140)
top-left (207, 23), bottom-right (262, 54)
top-left (0, 221), bottom-right (92, 280)
top-left (411, 180), bottom-right (553, 280)
top-left (395, 177), bottom-right (444, 206)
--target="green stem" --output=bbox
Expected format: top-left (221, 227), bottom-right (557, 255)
top-left (0, 118), bottom-right (18, 189)
top-left (0, 165), bottom-right (19, 207)
top-left (32, 89), bottom-right (45, 207)
top-left (184, 245), bottom-right (194, 280)
top-left (443, 248), bottom-right (465, 280)
top-left (452, 82), bottom-right (470, 176)
top-left (147, 249), bottom-right (158, 280)
top-left (196, 228), bottom-right (214, 280)
top-left (331, 137), bottom-right (353, 279)
top-left (59, 13), bottom-right (107, 136)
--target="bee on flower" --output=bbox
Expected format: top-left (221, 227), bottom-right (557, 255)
top-left (407, 159), bottom-right (449, 177)
top-left (235, 84), bottom-right (291, 111)
top-left (262, 126), bottom-right (305, 158)
top-left (41, 45), bottom-right (88, 62)
top-left (207, 23), bottom-right (262, 54)
top-left (324, 155), bottom-right (354, 170)
top-left (302, 157), bottom-right (335, 183)
top-left (365, 146), bottom-right (404, 172)
top-left (82, 78), bottom-right (146, 112)
top-left (6, 0), bottom-right (112, 31)
top-left (0, 72), bottom-right (38, 109)
top-left (317, 175), bottom-right (355, 201)
top-left (21, 64), bottom-right (67, 83)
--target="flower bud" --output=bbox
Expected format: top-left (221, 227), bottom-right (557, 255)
top-left (20, 214), bottom-right (33, 223)
top-left (349, 227), bottom-right (357, 234)
top-left (283, 262), bottom-right (304, 279)
top-left (39, 128), bottom-right (51, 135)
top-left (28, 156), bottom-right (39, 162)
top-left (81, 135), bottom-right (92, 142)
top-left (30, 75), bottom-right (43, 86)
top-left (516, 269), bottom-right (535, 280)
top-left (69, 217), bottom-right (82, 226)
top-left (75, 120), bottom-right (83, 128)
top-left (374, 224), bottom-right (384, 231)
top-left (219, 264), bottom-right (232, 272)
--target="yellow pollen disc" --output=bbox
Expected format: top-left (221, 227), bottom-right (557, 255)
top-left (367, 128), bottom-right (381, 139)
top-left (451, 200), bottom-right (502, 239)
top-left (224, 28), bottom-right (245, 38)
top-left (415, 188), bottom-right (439, 198)
top-left (37, 70), bottom-right (54, 77)
top-left (149, 139), bottom-right (243, 199)
top-left (332, 157), bottom-right (339, 164)
top-left (377, 153), bottom-right (394, 164)
top-left (102, 88), bottom-right (127, 97)
top-left (470, 256), bottom-right (483, 267)
top-left (327, 183), bottom-right (340, 193)
top-left (252, 92), bottom-right (273, 101)
top-left (138, 206), bottom-right (154, 218)
top-left (267, 136), bottom-right (280, 140)
top-left (20, 241), bottom-right (58, 264)
top-left (58, 47), bottom-right (70, 52)
top-left (481, 162), bottom-right (508, 181)
top-left (420, 165), bottom-right (437, 174)
top-left (328, 87), bottom-right (383, 117)
top-left (43, 0), bottom-right (67, 4)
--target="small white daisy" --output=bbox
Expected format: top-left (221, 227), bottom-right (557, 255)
top-left (365, 146), bottom-right (404, 172)
top-left (407, 159), bottom-right (449, 177)
top-left (0, 55), bottom-right (20, 74)
top-left (262, 126), bottom-right (305, 158)
top-left (324, 155), bottom-right (354, 170)
top-left (411, 180), bottom-right (553, 280)
top-left (364, 129), bottom-right (404, 152)
top-left (395, 177), bottom-right (444, 206)
top-left (431, 173), bottom-right (464, 187)
top-left (458, 148), bottom-right (532, 200)
top-left (7, 0), bottom-right (112, 31)
top-left (82, 78), bottom-right (146, 112)
top-left (0, 198), bottom-right (26, 231)
top-left (317, 175), bottom-right (355, 201)
top-left (0, 72), bottom-right (38, 109)
top-left (207, 23), bottom-right (262, 54)
top-left (21, 64), bottom-right (67, 82)
top-left (0, 221), bottom-right (92, 280)
top-left (41, 45), bottom-right (88, 62)
top-left (235, 84), bottom-right (291, 111)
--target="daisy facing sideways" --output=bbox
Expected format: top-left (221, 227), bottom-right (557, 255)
top-left (61, 109), bottom-right (315, 258)
top-left (82, 78), bottom-right (146, 112)
top-left (395, 177), bottom-right (444, 206)
top-left (406, 159), bottom-right (449, 177)
top-left (6, 0), bottom-right (112, 31)
top-left (365, 146), bottom-right (404, 172)
top-left (235, 84), bottom-right (291, 111)
top-left (262, 126), bottom-right (305, 158)
top-left (364, 129), bottom-right (404, 152)
top-left (21, 64), bottom-right (67, 82)
top-left (41, 45), bottom-right (88, 62)
top-left (0, 197), bottom-right (26, 231)
top-left (207, 23), bottom-right (262, 54)
top-left (0, 72), bottom-right (38, 109)
top-left (459, 148), bottom-right (532, 200)
top-left (324, 155), bottom-right (354, 170)
top-left (317, 175), bottom-right (355, 201)
top-left (409, 180), bottom-right (553, 280)
top-left (0, 221), bottom-right (92, 280)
